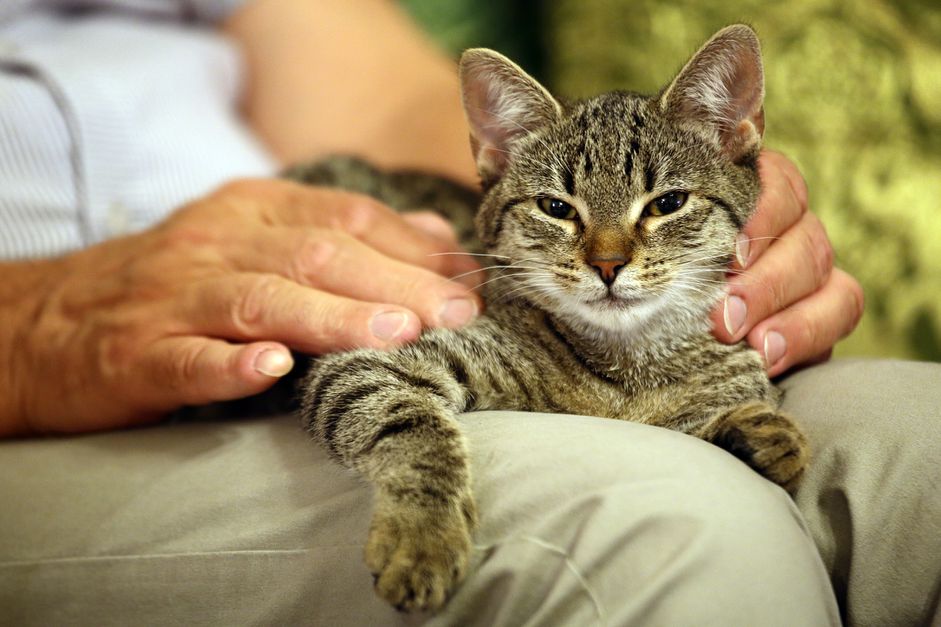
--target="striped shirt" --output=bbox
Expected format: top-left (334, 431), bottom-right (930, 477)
top-left (0, 0), bottom-right (277, 260)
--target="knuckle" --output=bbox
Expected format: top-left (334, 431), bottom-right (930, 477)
top-left (234, 274), bottom-right (282, 332)
top-left (217, 177), bottom-right (271, 199)
top-left (846, 273), bottom-right (866, 330)
top-left (339, 196), bottom-right (381, 236)
top-left (216, 178), bottom-right (294, 225)
top-left (292, 231), bottom-right (339, 281)
top-left (168, 343), bottom-right (208, 396)
top-left (765, 150), bottom-right (808, 213)
top-left (768, 275), bottom-right (790, 312)
top-left (97, 331), bottom-right (134, 381)
top-left (398, 277), bottom-right (431, 305)
top-left (799, 217), bottom-right (832, 288)
top-left (798, 315), bottom-right (822, 360)
top-left (814, 232), bottom-right (834, 284)
top-left (414, 211), bottom-right (457, 237)
top-left (783, 163), bottom-right (809, 212)
top-left (162, 223), bottom-right (216, 250)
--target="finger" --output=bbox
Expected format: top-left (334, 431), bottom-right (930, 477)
top-left (179, 273), bottom-right (423, 353)
top-left (239, 180), bottom-right (481, 280)
top-left (139, 337), bottom-right (293, 408)
top-left (712, 211), bottom-right (833, 343)
top-left (402, 211), bottom-right (484, 288)
top-left (402, 211), bottom-right (461, 244)
top-left (735, 150), bottom-right (809, 269)
top-left (239, 228), bottom-right (482, 328)
top-left (747, 268), bottom-right (864, 378)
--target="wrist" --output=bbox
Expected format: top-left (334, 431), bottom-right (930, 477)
top-left (0, 257), bottom-right (65, 436)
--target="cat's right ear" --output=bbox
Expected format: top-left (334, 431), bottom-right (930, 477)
top-left (460, 49), bottom-right (562, 187)
top-left (660, 24), bottom-right (765, 163)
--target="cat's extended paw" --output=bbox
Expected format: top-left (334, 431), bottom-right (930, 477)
top-left (365, 495), bottom-right (477, 612)
top-left (698, 402), bottom-right (809, 493)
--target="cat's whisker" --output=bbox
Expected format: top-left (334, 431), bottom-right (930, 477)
top-left (472, 270), bottom-right (553, 292)
top-left (675, 283), bottom-right (723, 300)
top-left (445, 267), bottom-right (497, 283)
top-left (680, 266), bottom-right (778, 292)
top-left (446, 262), bottom-right (549, 284)
top-left (428, 252), bottom-right (511, 260)
top-left (739, 236), bottom-right (783, 244)
top-left (673, 250), bottom-right (738, 265)
top-left (490, 274), bottom-right (560, 299)
top-left (499, 283), bottom-right (560, 303)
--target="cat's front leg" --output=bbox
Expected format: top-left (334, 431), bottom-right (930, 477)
top-left (301, 350), bottom-right (476, 612)
top-left (694, 402), bottom-right (809, 493)
top-left (366, 461), bottom-right (477, 612)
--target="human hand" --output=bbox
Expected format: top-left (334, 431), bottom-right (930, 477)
top-left (5, 179), bottom-right (482, 435)
top-left (710, 151), bottom-right (865, 377)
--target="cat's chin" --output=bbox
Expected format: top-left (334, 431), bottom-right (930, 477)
top-left (555, 293), bottom-right (664, 336)
top-left (551, 284), bottom-right (712, 341)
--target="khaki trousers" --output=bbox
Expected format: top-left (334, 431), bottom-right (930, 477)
top-left (1, 359), bottom-right (938, 626)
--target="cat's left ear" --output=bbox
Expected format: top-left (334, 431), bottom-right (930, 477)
top-left (661, 24), bottom-right (765, 163)
top-left (460, 49), bottom-right (562, 187)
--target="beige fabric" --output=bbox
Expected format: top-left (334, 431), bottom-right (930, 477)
top-left (1, 359), bottom-right (937, 625)
top-left (783, 359), bottom-right (941, 626)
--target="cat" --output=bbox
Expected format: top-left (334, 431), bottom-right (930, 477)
top-left (290, 24), bottom-right (808, 613)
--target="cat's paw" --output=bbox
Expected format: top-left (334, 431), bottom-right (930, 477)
top-left (365, 495), bottom-right (477, 612)
top-left (698, 402), bottom-right (809, 493)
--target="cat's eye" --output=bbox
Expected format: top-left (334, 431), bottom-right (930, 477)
top-left (645, 191), bottom-right (689, 217)
top-left (537, 198), bottom-right (577, 220)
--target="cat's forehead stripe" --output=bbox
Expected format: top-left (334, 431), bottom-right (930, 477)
top-left (563, 166), bottom-right (575, 196)
top-left (644, 162), bottom-right (656, 194)
top-left (568, 94), bottom-right (652, 187)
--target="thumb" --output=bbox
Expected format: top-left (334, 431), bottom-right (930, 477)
top-left (142, 337), bottom-right (294, 407)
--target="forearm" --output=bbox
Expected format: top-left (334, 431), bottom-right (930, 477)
top-left (224, 0), bottom-right (477, 186)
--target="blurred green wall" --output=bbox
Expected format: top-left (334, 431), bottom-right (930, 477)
top-left (403, 0), bottom-right (941, 362)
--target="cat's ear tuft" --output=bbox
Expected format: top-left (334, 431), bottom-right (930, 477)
top-left (460, 49), bottom-right (562, 187)
top-left (661, 24), bottom-right (765, 163)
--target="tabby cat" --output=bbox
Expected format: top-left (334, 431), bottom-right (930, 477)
top-left (292, 24), bottom-right (808, 612)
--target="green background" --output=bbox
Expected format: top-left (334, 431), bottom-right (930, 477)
top-left (402, 0), bottom-right (941, 363)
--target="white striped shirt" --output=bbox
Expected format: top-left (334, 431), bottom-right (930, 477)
top-left (0, 0), bottom-right (277, 259)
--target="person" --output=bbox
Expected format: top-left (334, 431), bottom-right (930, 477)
top-left (0, 1), bottom-right (937, 626)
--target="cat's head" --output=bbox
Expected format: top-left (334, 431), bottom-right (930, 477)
top-left (459, 25), bottom-right (765, 339)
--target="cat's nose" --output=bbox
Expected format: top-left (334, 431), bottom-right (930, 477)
top-left (588, 257), bottom-right (628, 285)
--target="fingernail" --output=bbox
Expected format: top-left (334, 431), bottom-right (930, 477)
top-left (723, 294), bottom-right (747, 337)
top-left (370, 311), bottom-right (410, 341)
top-left (735, 234), bottom-right (750, 268)
top-left (254, 349), bottom-right (293, 377)
top-left (763, 331), bottom-right (787, 367)
top-left (439, 297), bottom-right (478, 328)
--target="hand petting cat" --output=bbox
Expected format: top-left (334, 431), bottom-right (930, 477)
top-left (711, 150), bottom-right (865, 377)
top-left (0, 181), bottom-right (482, 436)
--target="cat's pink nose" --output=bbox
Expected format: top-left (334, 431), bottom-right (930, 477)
top-left (588, 258), bottom-right (627, 285)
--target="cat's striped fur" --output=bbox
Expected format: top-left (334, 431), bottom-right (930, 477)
top-left (292, 25), bottom-right (807, 612)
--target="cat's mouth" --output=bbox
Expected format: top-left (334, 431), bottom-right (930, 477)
top-left (590, 292), bottom-right (648, 310)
